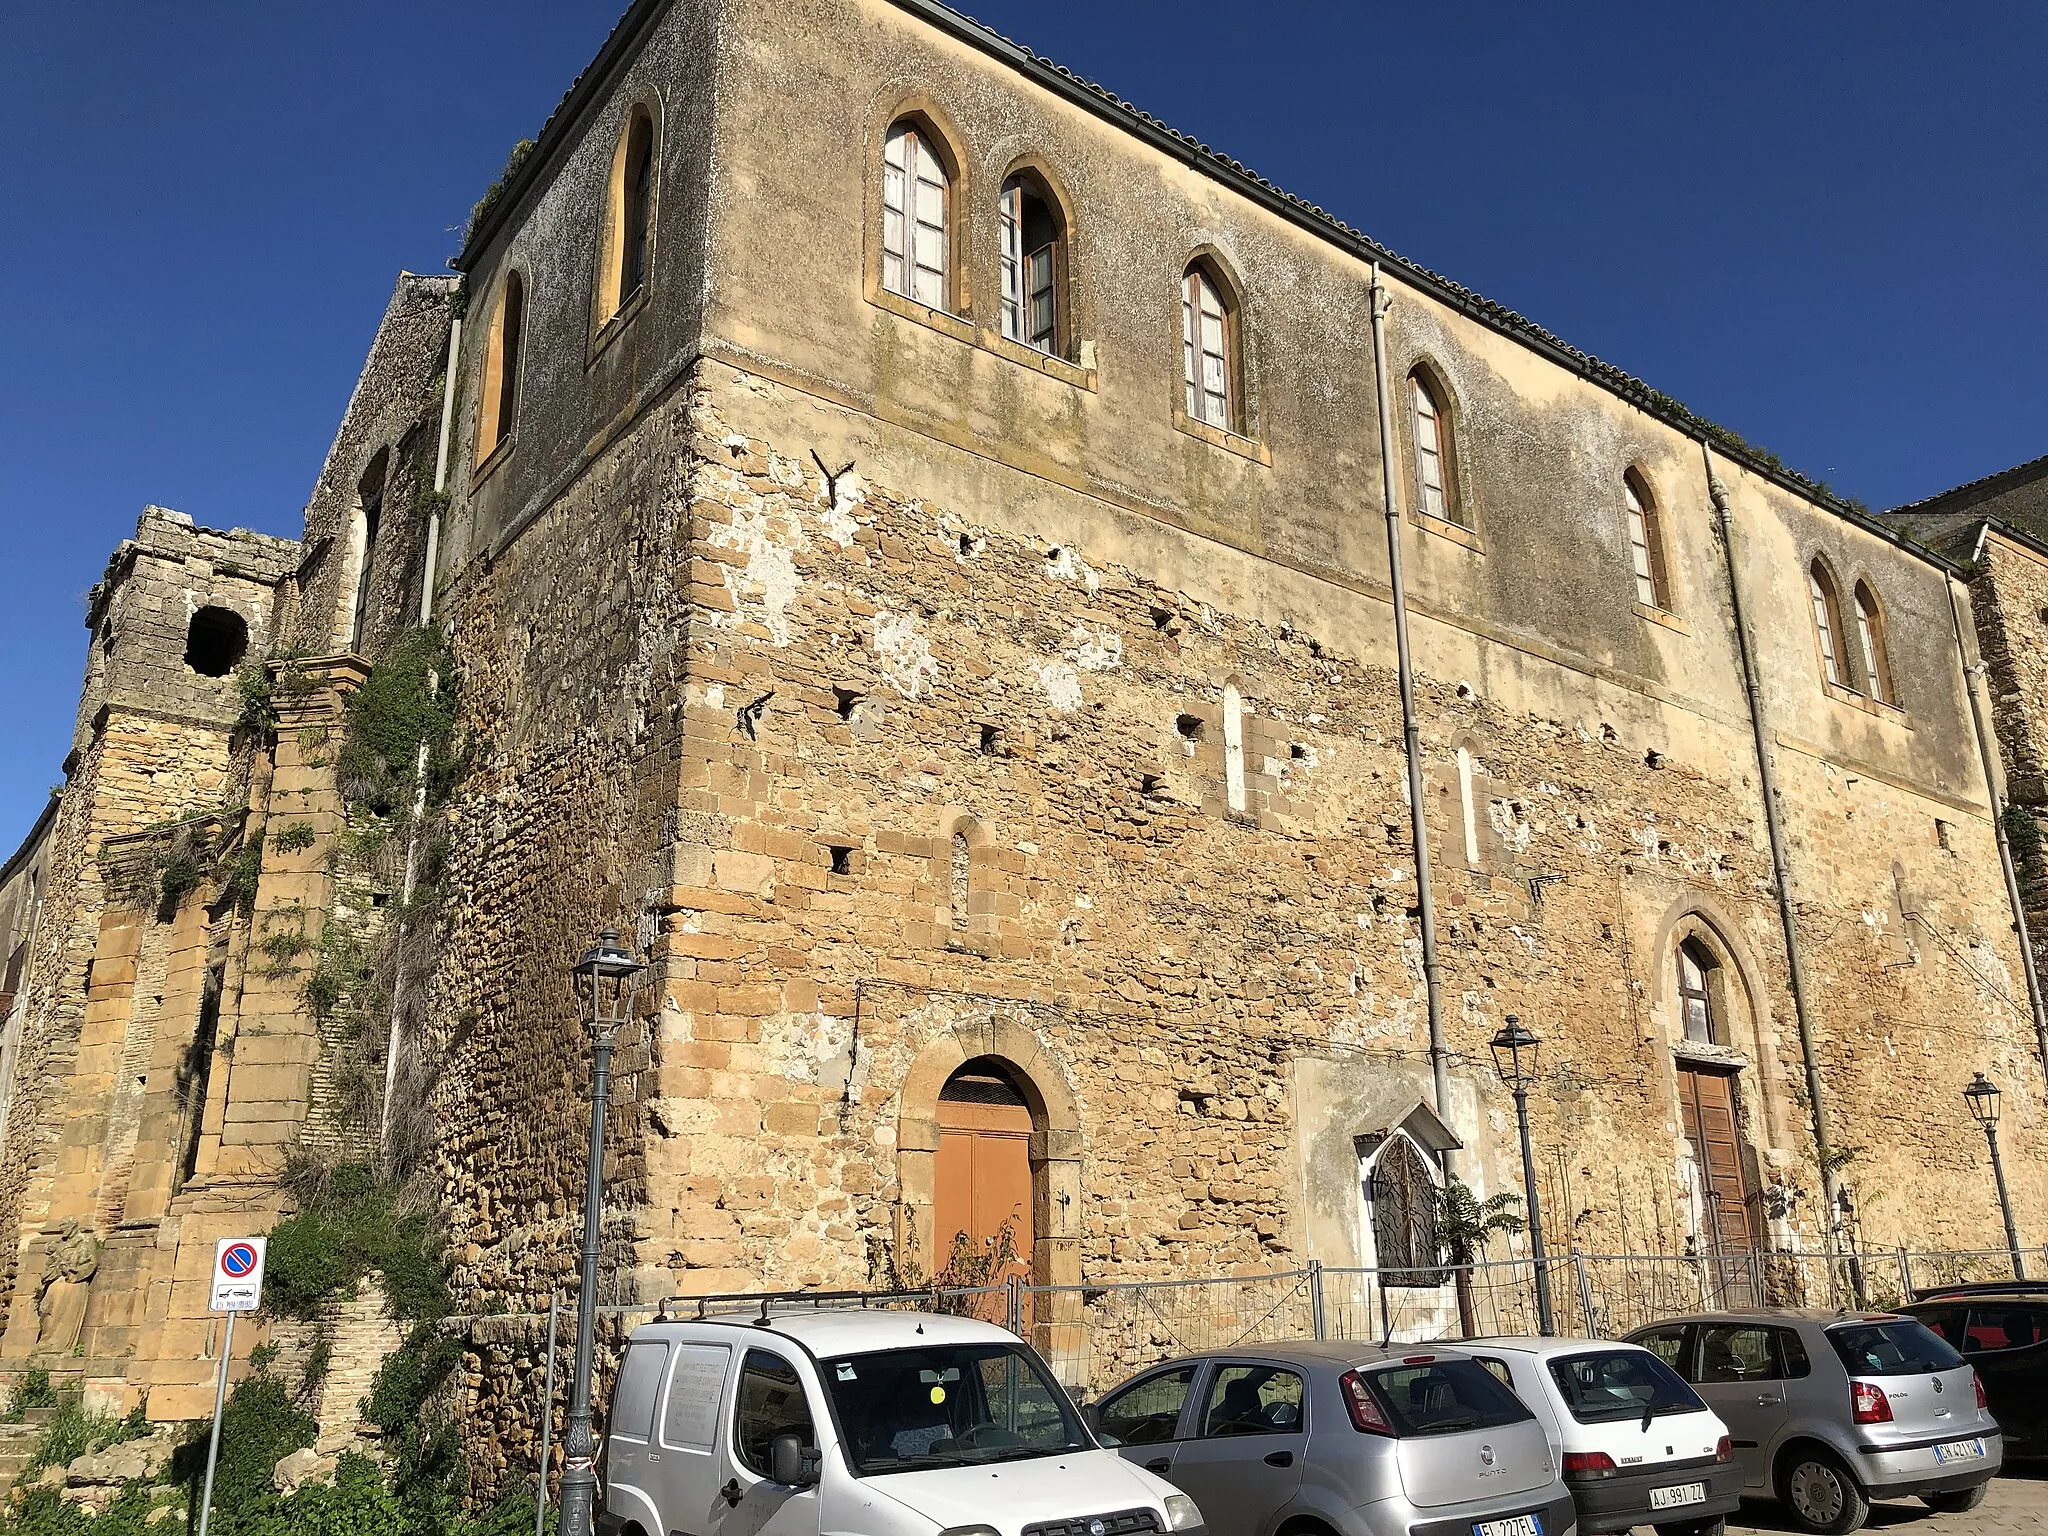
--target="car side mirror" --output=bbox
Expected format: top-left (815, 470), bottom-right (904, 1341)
top-left (1079, 1402), bottom-right (1100, 1432)
top-left (770, 1433), bottom-right (821, 1489)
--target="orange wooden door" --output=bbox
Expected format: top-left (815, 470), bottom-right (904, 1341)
top-left (935, 1089), bottom-right (1034, 1293)
top-left (1678, 1066), bottom-right (1755, 1255)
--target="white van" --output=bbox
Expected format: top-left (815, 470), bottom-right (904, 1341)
top-left (1464, 1338), bottom-right (1744, 1536)
top-left (597, 1307), bottom-right (1205, 1536)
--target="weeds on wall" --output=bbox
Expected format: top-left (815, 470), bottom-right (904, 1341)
top-left (98, 814), bottom-right (261, 923)
top-left (464, 139), bottom-right (536, 246)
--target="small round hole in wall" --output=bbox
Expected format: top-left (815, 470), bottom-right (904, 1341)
top-left (184, 607), bottom-right (248, 677)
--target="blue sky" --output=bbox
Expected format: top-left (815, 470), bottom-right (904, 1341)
top-left (3, 1), bottom-right (2042, 848)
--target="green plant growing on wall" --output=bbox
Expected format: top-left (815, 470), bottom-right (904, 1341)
top-left (272, 822), bottom-right (317, 854)
top-left (465, 138), bottom-right (536, 244)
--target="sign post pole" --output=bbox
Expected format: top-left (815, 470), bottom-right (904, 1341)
top-left (196, 1236), bottom-right (267, 1536)
top-left (195, 1309), bottom-right (235, 1536)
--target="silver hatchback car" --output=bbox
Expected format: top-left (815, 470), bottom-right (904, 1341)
top-left (1088, 1343), bottom-right (1576, 1536)
top-left (1625, 1310), bottom-right (2002, 1535)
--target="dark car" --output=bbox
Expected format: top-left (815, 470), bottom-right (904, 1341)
top-left (1900, 1288), bottom-right (2048, 1460)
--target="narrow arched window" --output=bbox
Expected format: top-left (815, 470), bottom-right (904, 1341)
top-left (883, 121), bottom-right (950, 310)
top-left (950, 829), bottom-right (971, 928)
top-left (346, 448), bottom-right (387, 654)
top-left (1677, 939), bottom-right (1719, 1045)
top-left (998, 175), bottom-right (1061, 354)
top-left (1625, 471), bottom-right (1669, 610)
top-left (1181, 264), bottom-right (1236, 431)
top-left (1853, 581), bottom-right (1892, 704)
top-left (1409, 371), bottom-right (1459, 525)
top-left (620, 109), bottom-right (656, 305)
top-left (1808, 561), bottom-right (1847, 688)
top-left (476, 270), bottom-right (525, 466)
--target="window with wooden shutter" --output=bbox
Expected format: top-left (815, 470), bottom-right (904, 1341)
top-left (1182, 265), bottom-right (1234, 430)
top-left (883, 122), bottom-right (950, 311)
top-left (1408, 371), bottom-right (1461, 526)
top-left (999, 176), bottom-right (1060, 354)
top-left (1625, 471), bottom-right (1669, 610)
top-left (1854, 581), bottom-right (1892, 704)
top-left (1809, 561), bottom-right (1847, 688)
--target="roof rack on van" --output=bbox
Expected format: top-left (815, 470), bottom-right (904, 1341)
top-left (655, 1287), bottom-right (959, 1325)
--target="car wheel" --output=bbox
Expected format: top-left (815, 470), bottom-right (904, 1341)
top-left (1778, 1449), bottom-right (1870, 1536)
top-left (1654, 1519), bottom-right (1726, 1536)
top-left (1921, 1484), bottom-right (1988, 1515)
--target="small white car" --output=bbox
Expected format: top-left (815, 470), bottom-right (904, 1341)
top-left (598, 1306), bottom-right (1205, 1536)
top-left (1464, 1338), bottom-right (1742, 1536)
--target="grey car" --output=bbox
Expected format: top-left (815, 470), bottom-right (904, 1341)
top-left (1625, 1310), bottom-right (2002, 1535)
top-left (1087, 1343), bottom-right (1576, 1536)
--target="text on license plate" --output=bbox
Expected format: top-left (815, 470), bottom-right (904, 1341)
top-left (1933, 1439), bottom-right (1985, 1464)
top-left (1650, 1483), bottom-right (1707, 1510)
top-left (1474, 1517), bottom-right (1542, 1536)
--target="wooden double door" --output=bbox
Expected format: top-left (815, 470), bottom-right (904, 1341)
top-left (934, 1072), bottom-right (1036, 1308)
top-left (1677, 1064), bottom-right (1759, 1259)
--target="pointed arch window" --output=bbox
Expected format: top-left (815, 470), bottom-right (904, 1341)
top-left (1853, 581), bottom-right (1892, 704)
top-left (475, 270), bottom-right (524, 467)
top-left (1808, 561), bottom-right (1847, 688)
top-left (1677, 939), bottom-right (1720, 1045)
top-left (999, 175), bottom-right (1061, 354)
top-left (1625, 470), bottom-right (1670, 610)
top-left (1408, 370), bottom-right (1461, 526)
top-left (1368, 1134), bottom-right (1444, 1284)
top-left (882, 120), bottom-right (951, 311)
top-left (1181, 264), bottom-right (1236, 431)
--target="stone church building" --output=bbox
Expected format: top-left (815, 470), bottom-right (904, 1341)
top-left (0, 0), bottom-right (2042, 1450)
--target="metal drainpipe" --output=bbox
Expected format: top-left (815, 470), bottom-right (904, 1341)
top-left (378, 308), bottom-right (462, 1157)
top-left (1368, 264), bottom-right (1450, 1126)
top-left (1700, 441), bottom-right (1842, 1234)
top-left (1944, 567), bottom-right (2048, 1077)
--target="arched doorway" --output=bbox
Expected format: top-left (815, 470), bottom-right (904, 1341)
top-left (934, 1059), bottom-right (1035, 1293)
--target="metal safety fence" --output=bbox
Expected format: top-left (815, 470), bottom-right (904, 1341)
top-left (454, 1242), bottom-right (2044, 1511)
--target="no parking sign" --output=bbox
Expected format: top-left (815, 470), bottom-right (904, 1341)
top-left (208, 1237), bottom-right (266, 1313)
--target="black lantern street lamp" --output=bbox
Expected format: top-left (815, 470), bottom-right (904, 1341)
top-left (1964, 1072), bottom-right (2025, 1280)
top-left (1490, 1016), bottom-right (1555, 1335)
top-left (558, 928), bottom-right (646, 1536)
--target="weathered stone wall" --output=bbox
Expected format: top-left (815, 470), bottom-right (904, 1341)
top-left (0, 509), bottom-right (295, 1402)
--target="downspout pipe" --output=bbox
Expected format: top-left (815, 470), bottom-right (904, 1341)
top-left (380, 307), bottom-right (461, 1159)
top-left (1369, 264), bottom-right (1450, 1126)
top-left (1944, 571), bottom-right (2048, 1078)
top-left (1701, 442), bottom-right (1843, 1235)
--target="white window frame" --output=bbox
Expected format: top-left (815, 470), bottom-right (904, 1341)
top-left (883, 123), bottom-right (950, 311)
top-left (1410, 376), bottom-right (1450, 522)
top-left (1182, 268), bottom-right (1232, 430)
top-left (999, 181), bottom-right (1058, 353)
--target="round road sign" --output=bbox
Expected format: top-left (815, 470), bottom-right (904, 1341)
top-left (221, 1242), bottom-right (259, 1278)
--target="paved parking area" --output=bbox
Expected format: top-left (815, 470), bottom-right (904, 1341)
top-left (1723, 1472), bottom-right (2047, 1536)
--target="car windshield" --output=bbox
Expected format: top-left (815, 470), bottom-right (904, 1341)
top-left (1547, 1350), bottom-right (1705, 1424)
top-left (823, 1342), bottom-right (1091, 1475)
top-left (1826, 1320), bottom-right (1962, 1377)
top-left (1366, 1359), bottom-right (1534, 1436)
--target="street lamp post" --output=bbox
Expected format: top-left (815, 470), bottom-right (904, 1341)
top-left (1490, 1016), bottom-right (1555, 1335)
top-left (1963, 1072), bottom-right (2026, 1281)
top-left (557, 928), bottom-right (646, 1536)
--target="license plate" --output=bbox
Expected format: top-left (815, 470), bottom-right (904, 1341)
top-left (1650, 1483), bottom-right (1707, 1510)
top-left (1932, 1439), bottom-right (1985, 1464)
top-left (1474, 1517), bottom-right (1541, 1536)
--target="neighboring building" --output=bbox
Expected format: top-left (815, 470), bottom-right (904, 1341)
top-left (0, 0), bottom-right (2040, 1480)
top-left (1889, 454), bottom-right (2048, 1066)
